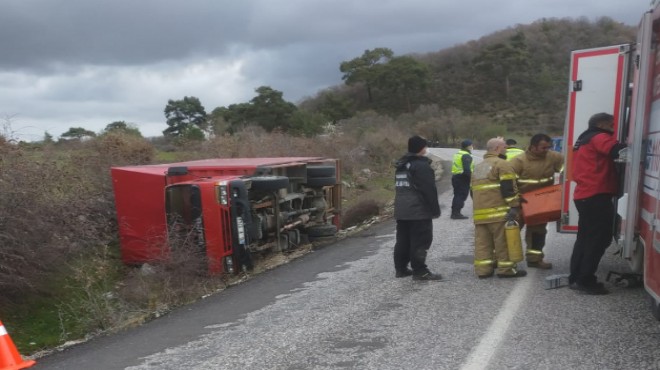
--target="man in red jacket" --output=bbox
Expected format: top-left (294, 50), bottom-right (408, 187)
top-left (569, 112), bottom-right (626, 295)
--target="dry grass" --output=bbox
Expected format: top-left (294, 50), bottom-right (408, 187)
top-left (0, 114), bottom-right (433, 354)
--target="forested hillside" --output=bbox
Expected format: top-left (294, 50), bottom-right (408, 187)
top-left (300, 17), bottom-right (635, 144)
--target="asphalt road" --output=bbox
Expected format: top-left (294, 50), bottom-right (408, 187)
top-left (35, 148), bottom-right (660, 370)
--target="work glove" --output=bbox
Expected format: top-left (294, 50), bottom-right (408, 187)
top-left (506, 207), bottom-right (520, 222)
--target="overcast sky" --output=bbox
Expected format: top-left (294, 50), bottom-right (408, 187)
top-left (0, 0), bottom-right (646, 141)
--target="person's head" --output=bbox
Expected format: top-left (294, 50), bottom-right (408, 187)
top-left (588, 112), bottom-right (615, 133)
top-left (486, 137), bottom-right (507, 156)
top-left (529, 133), bottom-right (553, 157)
top-left (408, 135), bottom-right (428, 155)
top-left (505, 139), bottom-right (517, 147)
top-left (461, 139), bottom-right (473, 150)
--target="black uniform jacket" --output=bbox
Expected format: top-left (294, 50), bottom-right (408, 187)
top-left (393, 153), bottom-right (441, 220)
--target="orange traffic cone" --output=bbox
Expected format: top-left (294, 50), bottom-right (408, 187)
top-left (0, 320), bottom-right (35, 370)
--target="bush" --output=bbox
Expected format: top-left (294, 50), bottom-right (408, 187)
top-left (94, 132), bottom-right (155, 166)
top-left (342, 199), bottom-right (381, 228)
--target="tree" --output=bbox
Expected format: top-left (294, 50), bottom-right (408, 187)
top-left (313, 90), bottom-right (354, 124)
top-left (103, 121), bottom-right (143, 137)
top-left (180, 125), bottom-right (206, 141)
top-left (473, 31), bottom-right (529, 100)
top-left (215, 86), bottom-right (297, 133)
top-left (248, 86), bottom-right (297, 132)
top-left (288, 110), bottom-right (326, 137)
top-left (163, 96), bottom-right (207, 137)
top-left (60, 127), bottom-right (96, 140)
top-left (43, 131), bottom-right (54, 144)
top-left (207, 108), bottom-right (231, 137)
top-left (340, 48), bottom-right (394, 102)
top-left (377, 56), bottom-right (430, 112)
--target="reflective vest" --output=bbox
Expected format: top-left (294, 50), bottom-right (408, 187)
top-left (506, 147), bottom-right (524, 161)
top-left (452, 150), bottom-right (474, 175)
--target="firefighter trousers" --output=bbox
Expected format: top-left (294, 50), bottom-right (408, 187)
top-left (474, 221), bottom-right (515, 275)
top-left (524, 223), bottom-right (547, 262)
top-left (393, 219), bottom-right (433, 274)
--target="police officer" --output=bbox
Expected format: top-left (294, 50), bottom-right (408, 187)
top-left (450, 139), bottom-right (474, 219)
top-left (510, 133), bottom-right (564, 269)
top-left (505, 139), bottom-right (524, 160)
top-left (471, 137), bottom-right (527, 278)
top-left (393, 135), bottom-right (443, 281)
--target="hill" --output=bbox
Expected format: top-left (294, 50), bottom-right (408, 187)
top-left (299, 17), bottom-right (635, 144)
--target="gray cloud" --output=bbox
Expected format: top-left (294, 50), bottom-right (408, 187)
top-left (0, 0), bottom-right (646, 140)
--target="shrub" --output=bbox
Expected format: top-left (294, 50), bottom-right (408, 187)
top-left (342, 199), bottom-right (381, 228)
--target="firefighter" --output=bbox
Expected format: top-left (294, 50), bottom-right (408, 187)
top-left (471, 137), bottom-right (527, 278)
top-left (510, 133), bottom-right (564, 269)
top-left (505, 139), bottom-right (524, 160)
top-left (450, 139), bottom-right (474, 219)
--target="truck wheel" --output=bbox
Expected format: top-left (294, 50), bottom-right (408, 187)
top-left (306, 224), bottom-right (337, 237)
top-left (307, 165), bottom-right (336, 178)
top-left (250, 176), bottom-right (289, 191)
top-left (304, 176), bottom-right (336, 187)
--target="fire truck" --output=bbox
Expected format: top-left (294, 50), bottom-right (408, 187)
top-left (111, 157), bottom-right (341, 275)
top-left (561, 2), bottom-right (660, 319)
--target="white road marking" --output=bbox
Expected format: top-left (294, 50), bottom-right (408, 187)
top-left (459, 269), bottom-right (537, 370)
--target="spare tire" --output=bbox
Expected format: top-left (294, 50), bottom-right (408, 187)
top-left (250, 176), bottom-right (289, 191)
top-left (306, 165), bottom-right (336, 178)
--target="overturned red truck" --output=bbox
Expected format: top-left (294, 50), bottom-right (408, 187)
top-left (111, 157), bottom-right (341, 274)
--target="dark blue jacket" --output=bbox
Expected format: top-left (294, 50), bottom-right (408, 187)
top-left (393, 154), bottom-right (441, 220)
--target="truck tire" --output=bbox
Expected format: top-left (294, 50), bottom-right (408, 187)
top-left (304, 176), bottom-right (336, 187)
top-left (250, 176), bottom-right (289, 191)
top-left (306, 224), bottom-right (337, 237)
top-left (307, 165), bottom-right (336, 178)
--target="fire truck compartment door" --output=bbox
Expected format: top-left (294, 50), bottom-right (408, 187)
top-left (560, 44), bottom-right (631, 233)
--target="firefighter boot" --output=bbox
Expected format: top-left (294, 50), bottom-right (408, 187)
top-left (526, 231), bottom-right (552, 269)
top-left (495, 260), bottom-right (528, 278)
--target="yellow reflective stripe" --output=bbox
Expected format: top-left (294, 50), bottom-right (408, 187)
top-left (504, 195), bottom-right (520, 203)
top-left (518, 177), bottom-right (554, 184)
top-left (526, 249), bottom-right (544, 255)
top-left (474, 259), bottom-right (496, 266)
top-left (497, 261), bottom-right (515, 268)
top-left (472, 183), bottom-right (500, 191)
top-left (500, 173), bottom-right (517, 181)
top-left (474, 206), bottom-right (509, 215)
top-left (473, 211), bottom-right (508, 221)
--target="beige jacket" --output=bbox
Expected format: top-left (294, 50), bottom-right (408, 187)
top-left (510, 150), bottom-right (564, 194)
